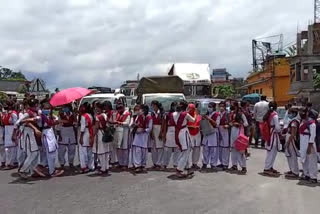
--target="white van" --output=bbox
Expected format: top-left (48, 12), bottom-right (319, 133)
top-left (79, 93), bottom-right (127, 110)
top-left (142, 93), bottom-right (185, 112)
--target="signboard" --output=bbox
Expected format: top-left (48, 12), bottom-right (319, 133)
top-left (313, 23), bottom-right (320, 54)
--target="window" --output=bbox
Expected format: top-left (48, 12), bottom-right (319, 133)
top-left (260, 88), bottom-right (263, 94)
top-left (196, 85), bottom-right (210, 96)
top-left (303, 65), bottom-right (309, 80)
top-left (184, 85), bottom-right (193, 96)
top-left (296, 63), bottom-right (301, 81)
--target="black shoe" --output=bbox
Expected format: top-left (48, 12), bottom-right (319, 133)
top-left (300, 175), bottom-right (311, 181)
top-left (310, 179), bottom-right (318, 183)
top-left (240, 167), bottom-right (247, 174)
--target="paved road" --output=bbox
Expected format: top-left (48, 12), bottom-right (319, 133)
top-left (0, 148), bottom-right (318, 214)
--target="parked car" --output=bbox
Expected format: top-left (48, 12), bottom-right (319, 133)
top-left (80, 92), bottom-right (127, 110)
top-left (188, 98), bottom-right (224, 115)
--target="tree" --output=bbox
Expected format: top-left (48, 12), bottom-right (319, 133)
top-left (0, 66), bottom-right (27, 80)
top-left (0, 92), bottom-right (8, 103)
top-left (215, 85), bottom-right (235, 99)
top-left (314, 73), bottom-right (320, 89)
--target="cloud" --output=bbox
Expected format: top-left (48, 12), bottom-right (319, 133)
top-left (0, 0), bottom-right (315, 90)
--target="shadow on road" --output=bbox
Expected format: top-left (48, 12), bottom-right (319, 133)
top-left (258, 172), bottom-right (282, 178)
top-left (167, 174), bottom-right (194, 180)
top-left (297, 180), bottom-right (320, 188)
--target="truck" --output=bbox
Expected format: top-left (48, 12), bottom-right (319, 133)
top-left (136, 76), bottom-right (186, 111)
top-left (168, 63), bottom-right (212, 98)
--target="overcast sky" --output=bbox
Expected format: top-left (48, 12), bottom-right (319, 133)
top-left (0, 0), bottom-right (315, 90)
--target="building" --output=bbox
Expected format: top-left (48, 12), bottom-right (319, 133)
top-left (211, 68), bottom-right (231, 83)
top-left (288, 23), bottom-right (320, 107)
top-left (241, 54), bottom-right (294, 106)
top-left (0, 80), bottom-right (28, 100)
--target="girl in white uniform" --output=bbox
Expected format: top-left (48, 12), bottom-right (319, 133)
top-left (229, 102), bottom-right (248, 174)
top-left (284, 108), bottom-right (300, 178)
top-left (0, 106), bottom-right (5, 168)
top-left (3, 101), bottom-right (18, 169)
top-left (40, 104), bottom-right (64, 177)
top-left (150, 101), bottom-right (165, 169)
top-left (132, 105), bottom-right (152, 173)
top-left (13, 99), bottom-right (45, 178)
top-left (187, 103), bottom-right (202, 169)
top-left (79, 104), bottom-right (94, 173)
top-left (93, 103), bottom-right (110, 175)
top-left (263, 102), bottom-right (281, 176)
top-left (218, 102), bottom-right (230, 170)
top-left (202, 102), bottom-right (220, 170)
top-left (174, 101), bottom-right (195, 178)
top-left (114, 104), bottom-right (131, 170)
top-left (57, 105), bottom-right (77, 168)
top-left (299, 108), bottom-right (318, 183)
top-left (162, 102), bottom-right (180, 169)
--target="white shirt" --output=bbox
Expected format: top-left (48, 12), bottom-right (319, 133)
top-left (254, 100), bottom-right (269, 122)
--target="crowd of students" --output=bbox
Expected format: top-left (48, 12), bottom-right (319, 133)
top-left (0, 97), bottom-right (318, 182)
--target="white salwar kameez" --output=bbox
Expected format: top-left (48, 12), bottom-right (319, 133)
top-left (132, 116), bottom-right (152, 168)
top-left (174, 112), bottom-right (195, 172)
top-left (79, 114), bottom-right (94, 170)
top-left (42, 126), bottom-right (58, 175)
top-left (300, 120), bottom-right (318, 180)
top-left (163, 122), bottom-right (180, 167)
top-left (58, 121), bottom-right (76, 167)
top-left (202, 112), bottom-right (220, 167)
top-left (218, 111), bottom-right (230, 168)
top-left (93, 114), bottom-right (110, 172)
top-left (4, 112), bottom-right (18, 166)
top-left (0, 126), bottom-right (5, 164)
top-left (284, 119), bottom-right (300, 175)
top-left (114, 112), bottom-right (131, 167)
top-left (15, 113), bottom-right (40, 174)
top-left (264, 114), bottom-right (281, 170)
top-left (230, 113), bottom-right (248, 168)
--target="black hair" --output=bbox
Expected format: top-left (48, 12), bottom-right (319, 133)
top-left (208, 102), bottom-right (216, 108)
top-left (261, 96), bottom-right (267, 101)
top-left (28, 99), bottom-right (38, 108)
top-left (289, 108), bottom-right (298, 117)
top-left (179, 101), bottom-right (188, 111)
top-left (141, 104), bottom-right (149, 116)
top-left (151, 100), bottom-right (164, 114)
top-left (170, 101), bottom-right (177, 113)
top-left (95, 102), bottom-right (104, 110)
top-left (103, 101), bottom-right (113, 111)
top-left (263, 101), bottom-right (277, 121)
top-left (219, 101), bottom-right (226, 107)
top-left (240, 100), bottom-right (247, 108)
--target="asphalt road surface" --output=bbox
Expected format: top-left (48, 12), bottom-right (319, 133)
top-left (0, 148), bottom-right (319, 214)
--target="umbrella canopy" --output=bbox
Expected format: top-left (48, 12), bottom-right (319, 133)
top-left (50, 87), bottom-right (93, 107)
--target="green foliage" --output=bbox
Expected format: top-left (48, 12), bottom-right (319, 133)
top-left (0, 67), bottom-right (27, 81)
top-left (215, 85), bottom-right (235, 99)
top-left (0, 92), bottom-right (8, 103)
top-left (314, 73), bottom-right (320, 89)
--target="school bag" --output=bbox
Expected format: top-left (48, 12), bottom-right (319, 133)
top-left (259, 111), bottom-right (277, 145)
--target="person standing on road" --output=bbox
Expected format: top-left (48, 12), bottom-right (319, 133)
top-left (78, 104), bottom-right (94, 173)
top-left (162, 102), bottom-right (180, 170)
top-left (40, 103), bottom-right (64, 177)
top-left (284, 108), bottom-right (300, 178)
top-left (150, 100), bottom-right (165, 170)
top-left (263, 102), bottom-right (281, 176)
top-left (114, 104), bottom-right (131, 170)
top-left (299, 108), bottom-right (318, 183)
top-left (131, 105), bottom-right (152, 173)
top-left (229, 102), bottom-right (248, 174)
top-left (0, 105), bottom-right (6, 169)
top-left (253, 96), bottom-right (269, 147)
top-left (202, 102), bottom-right (220, 171)
top-left (92, 103), bottom-right (110, 175)
top-left (187, 103), bottom-right (202, 170)
top-left (174, 101), bottom-right (195, 178)
top-left (218, 101), bottom-right (230, 171)
top-left (57, 104), bottom-right (77, 169)
top-left (13, 99), bottom-right (45, 178)
top-left (3, 100), bottom-right (18, 170)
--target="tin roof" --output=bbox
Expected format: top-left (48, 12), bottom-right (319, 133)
top-left (0, 80), bottom-right (28, 92)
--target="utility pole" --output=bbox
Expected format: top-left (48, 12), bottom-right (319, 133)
top-left (315, 0), bottom-right (320, 23)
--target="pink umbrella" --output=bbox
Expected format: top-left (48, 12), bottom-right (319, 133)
top-left (50, 87), bottom-right (93, 107)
